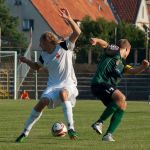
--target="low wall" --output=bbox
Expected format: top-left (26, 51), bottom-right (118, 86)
top-left (74, 64), bottom-right (96, 73)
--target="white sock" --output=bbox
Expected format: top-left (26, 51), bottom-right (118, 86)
top-left (23, 109), bottom-right (42, 136)
top-left (62, 101), bottom-right (74, 130)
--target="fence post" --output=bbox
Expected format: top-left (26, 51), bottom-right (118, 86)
top-left (0, 27), bottom-right (1, 63)
top-left (88, 49), bottom-right (92, 64)
top-left (34, 51), bottom-right (38, 100)
top-left (14, 51), bottom-right (17, 99)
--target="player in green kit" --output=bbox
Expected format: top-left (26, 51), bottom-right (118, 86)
top-left (90, 38), bottom-right (149, 142)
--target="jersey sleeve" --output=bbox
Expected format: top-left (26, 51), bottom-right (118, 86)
top-left (105, 44), bottom-right (120, 56)
top-left (59, 38), bottom-right (75, 51)
top-left (37, 55), bottom-right (44, 66)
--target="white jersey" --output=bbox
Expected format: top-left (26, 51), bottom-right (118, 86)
top-left (38, 39), bottom-right (77, 88)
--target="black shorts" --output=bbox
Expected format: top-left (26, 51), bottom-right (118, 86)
top-left (91, 82), bottom-right (116, 106)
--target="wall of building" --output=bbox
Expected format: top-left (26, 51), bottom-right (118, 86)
top-left (146, 0), bottom-right (150, 27)
top-left (136, 0), bottom-right (149, 30)
top-left (5, 0), bottom-right (52, 50)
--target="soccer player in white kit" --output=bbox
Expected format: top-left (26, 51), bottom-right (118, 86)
top-left (16, 8), bottom-right (81, 142)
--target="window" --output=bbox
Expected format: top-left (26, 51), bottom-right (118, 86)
top-left (14, 0), bottom-right (22, 6)
top-left (22, 19), bottom-right (34, 31)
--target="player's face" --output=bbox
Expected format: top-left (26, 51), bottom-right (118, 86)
top-left (40, 41), bottom-right (56, 53)
top-left (40, 41), bottom-right (47, 51)
top-left (125, 47), bottom-right (131, 58)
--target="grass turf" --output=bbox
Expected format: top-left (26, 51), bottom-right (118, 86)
top-left (0, 100), bottom-right (150, 150)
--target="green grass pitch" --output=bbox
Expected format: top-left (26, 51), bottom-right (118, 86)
top-left (0, 100), bottom-right (150, 150)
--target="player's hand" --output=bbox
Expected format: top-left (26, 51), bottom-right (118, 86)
top-left (59, 8), bottom-right (71, 20)
top-left (141, 59), bottom-right (149, 68)
top-left (19, 56), bottom-right (28, 63)
top-left (90, 38), bottom-right (97, 45)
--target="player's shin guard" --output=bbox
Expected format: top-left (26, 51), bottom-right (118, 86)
top-left (23, 108), bottom-right (42, 136)
top-left (62, 101), bottom-right (74, 130)
top-left (106, 108), bottom-right (124, 134)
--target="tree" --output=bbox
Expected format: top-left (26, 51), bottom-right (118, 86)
top-left (116, 22), bottom-right (146, 63)
top-left (76, 16), bottom-right (117, 63)
top-left (76, 16), bottom-right (146, 64)
top-left (116, 22), bottom-right (146, 48)
top-left (0, 0), bottom-right (27, 49)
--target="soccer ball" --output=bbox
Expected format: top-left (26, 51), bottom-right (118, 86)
top-left (51, 122), bottom-right (67, 137)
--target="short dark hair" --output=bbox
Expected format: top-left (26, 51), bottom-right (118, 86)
top-left (116, 39), bottom-right (131, 49)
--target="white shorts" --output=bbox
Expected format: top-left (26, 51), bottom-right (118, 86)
top-left (41, 85), bottom-right (78, 109)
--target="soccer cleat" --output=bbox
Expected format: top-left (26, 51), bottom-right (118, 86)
top-left (102, 133), bottom-right (115, 142)
top-left (15, 133), bottom-right (26, 143)
top-left (68, 129), bottom-right (78, 140)
top-left (91, 122), bottom-right (103, 135)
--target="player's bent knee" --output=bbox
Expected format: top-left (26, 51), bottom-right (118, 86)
top-left (34, 98), bottom-right (49, 112)
top-left (59, 89), bottom-right (69, 102)
top-left (120, 95), bottom-right (127, 110)
top-left (112, 89), bottom-right (126, 101)
top-left (124, 101), bottom-right (127, 109)
top-left (40, 98), bottom-right (49, 106)
top-left (122, 95), bottom-right (126, 101)
top-left (112, 90), bottom-right (127, 110)
top-left (117, 93), bottom-right (126, 102)
top-left (120, 101), bottom-right (127, 110)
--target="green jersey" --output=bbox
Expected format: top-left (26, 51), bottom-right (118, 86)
top-left (92, 53), bottom-right (125, 86)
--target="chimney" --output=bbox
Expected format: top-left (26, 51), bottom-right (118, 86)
top-left (103, 0), bottom-right (108, 5)
top-left (98, 4), bottom-right (102, 11)
top-left (89, 0), bottom-right (93, 4)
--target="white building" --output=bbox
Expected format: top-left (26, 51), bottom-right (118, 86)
top-left (108, 0), bottom-right (150, 30)
top-left (5, 0), bottom-right (116, 50)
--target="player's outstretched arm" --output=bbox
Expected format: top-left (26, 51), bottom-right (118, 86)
top-left (125, 59), bottom-right (150, 74)
top-left (90, 38), bottom-right (108, 48)
top-left (19, 56), bottom-right (42, 70)
top-left (59, 8), bottom-right (81, 43)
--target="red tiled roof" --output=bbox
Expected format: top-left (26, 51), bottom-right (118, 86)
top-left (31, 0), bottom-right (115, 37)
top-left (111, 0), bottom-right (141, 23)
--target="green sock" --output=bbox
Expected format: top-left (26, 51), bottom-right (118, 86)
top-left (97, 101), bottom-right (119, 123)
top-left (106, 108), bottom-right (125, 134)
